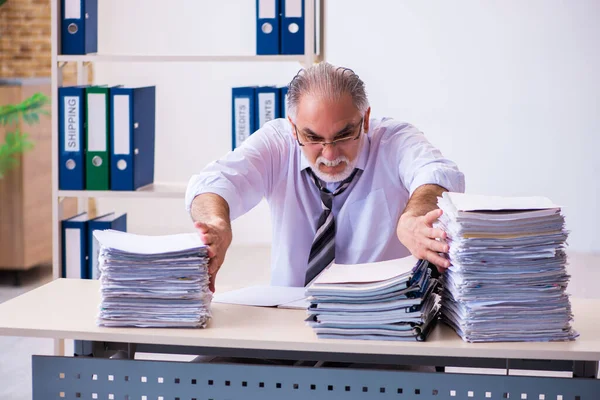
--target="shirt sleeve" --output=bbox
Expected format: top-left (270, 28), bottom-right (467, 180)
top-left (184, 121), bottom-right (289, 220)
top-left (382, 122), bottom-right (466, 197)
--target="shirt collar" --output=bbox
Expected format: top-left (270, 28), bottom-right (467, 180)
top-left (299, 132), bottom-right (370, 172)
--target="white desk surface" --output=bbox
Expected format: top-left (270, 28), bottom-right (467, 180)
top-left (0, 279), bottom-right (598, 362)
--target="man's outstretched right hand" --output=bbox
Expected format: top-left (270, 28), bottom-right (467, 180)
top-left (194, 218), bottom-right (232, 293)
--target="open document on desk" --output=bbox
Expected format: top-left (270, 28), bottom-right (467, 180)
top-left (93, 229), bottom-right (212, 328)
top-left (305, 256), bottom-right (440, 341)
top-left (213, 285), bottom-right (309, 309)
top-left (436, 192), bottom-right (579, 343)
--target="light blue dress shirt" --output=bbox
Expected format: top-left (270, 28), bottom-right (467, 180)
top-left (185, 117), bottom-right (465, 287)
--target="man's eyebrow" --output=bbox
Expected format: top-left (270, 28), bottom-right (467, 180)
top-left (302, 123), bottom-right (355, 138)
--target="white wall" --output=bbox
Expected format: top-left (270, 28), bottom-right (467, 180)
top-left (95, 0), bottom-right (600, 253)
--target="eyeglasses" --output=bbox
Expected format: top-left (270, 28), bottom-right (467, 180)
top-left (294, 118), bottom-right (364, 148)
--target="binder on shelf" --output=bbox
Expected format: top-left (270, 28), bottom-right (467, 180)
top-left (110, 86), bottom-right (156, 191)
top-left (88, 212), bottom-right (127, 280)
top-left (58, 85), bottom-right (87, 190)
top-left (60, 0), bottom-right (98, 55)
top-left (232, 86), bottom-right (257, 150)
top-left (255, 86), bottom-right (280, 129)
top-left (256, 0), bottom-right (280, 55)
top-left (61, 212), bottom-right (90, 279)
top-left (280, 0), bottom-right (305, 55)
top-left (279, 86), bottom-right (289, 119)
top-left (85, 86), bottom-right (112, 190)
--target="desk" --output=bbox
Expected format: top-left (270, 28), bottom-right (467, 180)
top-left (0, 279), bottom-right (599, 399)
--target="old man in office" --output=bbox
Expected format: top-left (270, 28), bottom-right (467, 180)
top-left (185, 62), bottom-right (465, 292)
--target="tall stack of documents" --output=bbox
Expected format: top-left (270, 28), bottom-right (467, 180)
top-left (93, 230), bottom-right (212, 328)
top-left (436, 192), bottom-right (578, 342)
top-left (305, 256), bottom-right (440, 341)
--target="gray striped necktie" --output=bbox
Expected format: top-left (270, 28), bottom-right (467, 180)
top-left (305, 168), bottom-right (359, 286)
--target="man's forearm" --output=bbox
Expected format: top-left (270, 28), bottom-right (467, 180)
top-left (401, 184), bottom-right (447, 218)
top-left (191, 193), bottom-right (231, 225)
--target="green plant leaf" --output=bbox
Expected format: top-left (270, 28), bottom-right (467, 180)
top-left (0, 91), bottom-right (47, 178)
top-left (0, 129), bottom-right (35, 177)
top-left (0, 92), bottom-right (50, 128)
top-left (5, 132), bottom-right (15, 145)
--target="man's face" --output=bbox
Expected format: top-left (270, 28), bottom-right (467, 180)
top-left (291, 93), bottom-right (368, 183)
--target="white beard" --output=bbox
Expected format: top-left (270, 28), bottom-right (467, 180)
top-left (309, 155), bottom-right (357, 183)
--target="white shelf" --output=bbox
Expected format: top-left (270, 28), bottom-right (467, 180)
top-left (57, 54), bottom-right (314, 63)
top-left (58, 182), bottom-right (187, 199)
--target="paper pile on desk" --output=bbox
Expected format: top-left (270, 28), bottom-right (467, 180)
top-left (93, 230), bottom-right (212, 328)
top-left (305, 256), bottom-right (440, 341)
top-left (436, 192), bottom-right (578, 342)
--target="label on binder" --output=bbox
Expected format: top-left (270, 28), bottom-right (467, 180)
top-left (64, 96), bottom-right (80, 151)
top-left (65, 0), bottom-right (81, 19)
top-left (235, 98), bottom-right (251, 146)
top-left (258, 0), bottom-right (276, 18)
top-left (113, 95), bottom-right (131, 155)
top-left (65, 228), bottom-right (81, 279)
top-left (285, 0), bottom-right (303, 17)
top-left (258, 92), bottom-right (276, 128)
top-left (87, 93), bottom-right (107, 152)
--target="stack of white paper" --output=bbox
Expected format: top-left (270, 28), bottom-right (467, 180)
top-left (436, 192), bottom-right (578, 343)
top-left (93, 230), bottom-right (212, 328)
top-left (305, 256), bottom-right (440, 341)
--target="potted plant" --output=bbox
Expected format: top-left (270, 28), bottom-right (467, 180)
top-left (0, 92), bottom-right (50, 179)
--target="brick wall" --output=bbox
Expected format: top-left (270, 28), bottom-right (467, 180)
top-left (0, 0), bottom-right (89, 84)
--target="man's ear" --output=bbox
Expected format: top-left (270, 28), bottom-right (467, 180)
top-left (288, 116), bottom-right (297, 139)
top-left (363, 107), bottom-right (371, 133)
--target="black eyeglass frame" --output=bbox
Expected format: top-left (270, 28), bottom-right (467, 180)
top-left (294, 117), bottom-right (364, 147)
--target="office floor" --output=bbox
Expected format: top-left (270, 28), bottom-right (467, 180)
top-left (0, 248), bottom-right (598, 399)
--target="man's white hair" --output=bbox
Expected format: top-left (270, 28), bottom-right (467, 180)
top-left (286, 62), bottom-right (370, 121)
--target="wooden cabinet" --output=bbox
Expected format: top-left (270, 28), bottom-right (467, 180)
top-left (0, 79), bottom-right (76, 272)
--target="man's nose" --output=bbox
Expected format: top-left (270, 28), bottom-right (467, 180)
top-left (320, 142), bottom-right (339, 160)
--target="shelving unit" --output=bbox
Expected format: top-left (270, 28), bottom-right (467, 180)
top-left (50, 0), bottom-right (324, 287)
top-left (57, 182), bottom-right (188, 199)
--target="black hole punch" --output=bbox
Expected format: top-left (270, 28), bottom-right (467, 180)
top-left (191, 379), bottom-right (196, 385)
top-left (276, 383), bottom-right (282, 389)
top-left (328, 385), bottom-right (333, 391)
top-left (345, 386), bottom-right (351, 392)
top-left (174, 378), bottom-right (180, 384)
top-left (225, 380), bottom-right (231, 386)
top-left (259, 382), bottom-right (265, 388)
top-left (363, 387), bottom-right (369, 392)
top-left (433, 389), bottom-right (439, 395)
top-left (575, 397), bottom-right (581, 400)
top-left (294, 384), bottom-right (299, 389)
top-left (310, 384), bottom-right (316, 390)
top-left (124, 376), bottom-right (129, 382)
top-left (398, 388), bottom-right (404, 394)
top-left (208, 379), bottom-right (214, 385)
top-left (380, 387), bottom-right (386, 393)
top-left (242, 381), bottom-right (247, 387)
top-left (75, 394), bottom-right (81, 398)
top-left (416, 388), bottom-right (421, 395)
